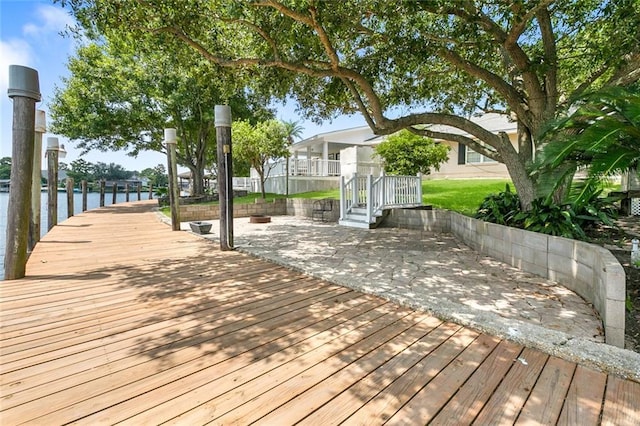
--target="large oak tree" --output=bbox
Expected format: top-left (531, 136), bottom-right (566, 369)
top-left (60, 0), bottom-right (640, 208)
top-left (50, 39), bottom-right (272, 195)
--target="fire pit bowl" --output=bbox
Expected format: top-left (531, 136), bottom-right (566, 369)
top-left (249, 215), bottom-right (271, 224)
top-left (189, 221), bottom-right (212, 234)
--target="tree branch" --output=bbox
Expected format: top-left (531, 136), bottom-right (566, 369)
top-left (220, 17), bottom-right (281, 61)
top-left (376, 112), bottom-right (504, 152)
top-left (535, 7), bottom-right (558, 114)
top-left (409, 126), bottom-right (502, 162)
top-left (438, 48), bottom-right (531, 125)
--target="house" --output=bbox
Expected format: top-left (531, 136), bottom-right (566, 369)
top-left (255, 113), bottom-right (518, 195)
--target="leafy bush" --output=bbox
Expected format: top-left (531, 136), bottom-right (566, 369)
top-left (474, 184), bottom-right (520, 225)
top-left (374, 129), bottom-right (450, 175)
top-left (513, 198), bottom-right (586, 239)
top-left (475, 184), bottom-right (619, 241)
top-left (571, 188), bottom-right (618, 231)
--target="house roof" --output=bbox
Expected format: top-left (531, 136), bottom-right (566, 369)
top-left (293, 125), bottom-right (381, 151)
top-left (292, 113), bottom-right (517, 151)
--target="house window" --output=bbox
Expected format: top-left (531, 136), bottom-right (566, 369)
top-left (459, 143), bottom-right (497, 164)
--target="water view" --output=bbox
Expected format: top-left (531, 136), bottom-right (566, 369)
top-left (0, 191), bottom-right (153, 279)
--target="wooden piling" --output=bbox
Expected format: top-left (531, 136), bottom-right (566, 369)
top-left (47, 148), bottom-right (58, 231)
top-left (165, 129), bottom-right (180, 231)
top-left (99, 179), bottom-right (105, 207)
top-left (66, 178), bottom-right (74, 218)
top-left (82, 180), bottom-right (88, 211)
top-left (5, 65), bottom-right (40, 280)
top-left (215, 106), bottom-right (233, 250)
top-left (112, 182), bottom-right (117, 204)
top-left (29, 110), bottom-right (45, 252)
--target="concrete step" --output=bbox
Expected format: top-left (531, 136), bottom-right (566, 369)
top-left (338, 218), bottom-right (373, 229)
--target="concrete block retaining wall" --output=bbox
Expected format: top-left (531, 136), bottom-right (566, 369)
top-left (385, 208), bottom-right (626, 347)
top-left (179, 198), bottom-right (287, 222)
top-left (178, 198), bottom-right (341, 222)
top-left (286, 198), bottom-right (340, 222)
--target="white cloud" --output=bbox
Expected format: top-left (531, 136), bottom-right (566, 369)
top-left (22, 4), bottom-right (75, 39)
top-left (0, 39), bottom-right (34, 93)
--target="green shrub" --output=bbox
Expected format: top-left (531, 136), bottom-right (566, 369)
top-left (474, 184), bottom-right (520, 225)
top-left (474, 184), bottom-right (619, 241)
top-left (513, 198), bottom-right (586, 239)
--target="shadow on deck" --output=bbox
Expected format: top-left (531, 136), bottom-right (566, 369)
top-left (1, 200), bottom-right (638, 424)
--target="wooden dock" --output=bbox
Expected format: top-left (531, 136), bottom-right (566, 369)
top-left (1, 200), bottom-right (639, 425)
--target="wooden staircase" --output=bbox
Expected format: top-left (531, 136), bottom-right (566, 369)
top-left (339, 173), bottom-right (422, 229)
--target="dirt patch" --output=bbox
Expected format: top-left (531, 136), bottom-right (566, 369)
top-left (585, 219), bottom-right (640, 352)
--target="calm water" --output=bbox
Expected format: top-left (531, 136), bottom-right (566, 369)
top-left (0, 191), bottom-right (152, 280)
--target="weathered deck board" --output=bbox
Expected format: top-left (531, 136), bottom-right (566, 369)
top-left (1, 200), bottom-right (638, 425)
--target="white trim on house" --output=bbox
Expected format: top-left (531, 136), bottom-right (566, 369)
top-left (255, 114), bottom-right (519, 194)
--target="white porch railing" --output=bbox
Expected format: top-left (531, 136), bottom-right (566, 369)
top-left (340, 173), bottom-right (422, 225)
top-left (253, 158), bottom-right (342, 178)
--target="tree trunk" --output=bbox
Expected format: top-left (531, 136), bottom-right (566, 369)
top-left (259, 170), bottom-right (266, 199)
top-left (189, 164), bottom-right (206, 196)
top-left (497, 130), bottom-right (537, 210)
top-left (193, 167), bottom-right (205, 196)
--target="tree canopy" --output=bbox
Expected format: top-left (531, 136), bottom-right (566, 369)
top-left (59, 0), bottom-right (640, 208)
top-left (232, 119), bottom-right (290, 198)
top-left (0, 157), bottom-right (11, 180)
top-left (50, 38), bottom-right (273, 195)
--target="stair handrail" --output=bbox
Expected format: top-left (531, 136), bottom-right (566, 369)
top-left (340, 173), bottom-right (422, 224)
top-left (340, 173), bottom-right (358, 220)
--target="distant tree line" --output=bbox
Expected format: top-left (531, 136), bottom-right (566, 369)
top-left (0, 156), bottom-right (168, 188)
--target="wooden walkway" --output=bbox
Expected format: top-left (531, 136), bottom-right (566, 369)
top-left (1, 200), bottom-right (639, 425)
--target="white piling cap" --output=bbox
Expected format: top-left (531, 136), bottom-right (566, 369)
top-left (164, 128), bottom-right (177, 144)
top-left (35, 110), bottom-right (46, 132)
top-left (214, 105), bottom-right (232, 127)
top-left (47, 137), bottom-right (59, 150)
top-left (8, 65), bottom-right (41, 101)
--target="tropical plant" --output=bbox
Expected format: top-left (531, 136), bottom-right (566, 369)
top-left (475, 184), bottom-right (618, 241)
top-left (474, 184), bottom-right (521, 226)
top-left (535, 85), bottom-right (640, 204)
top-left (513, 198), bottom-right (587, 239)
top-left (375, 130), bottom-right (450, 176)
top-left (283, 120), bottom-right (304, 196)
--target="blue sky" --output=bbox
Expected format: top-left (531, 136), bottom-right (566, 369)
top-left (0, 0), bottom-right (366, 172)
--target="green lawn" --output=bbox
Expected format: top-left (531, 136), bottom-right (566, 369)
top-left (161, 179), bottom-right (511, 217)
top-left (422, 179), bottom-right (511, 216)
top-left (286, 178), bottom-right (511, 216)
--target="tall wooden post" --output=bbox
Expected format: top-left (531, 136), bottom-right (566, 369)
top-left (137, 182), bottom-right (141, 200)
top-left (66, 177), bottom-right (74, 218)
top-left (81, 180), bottom-right (88, 211)
top-left (125, 183), bottom-right (130, 202)
top-left (215, 105), bottom-right (233, 250)
top-left (165, 128), bottom-right (180, 231)
top-left (112, 182), bottom-right (117, 204)
top-left (29, 109), bottom-right (45, 251)
top-left (148, 183), bottom-right (153, 200)
top-left (46, 137), bottom-right (59, 231)
top-left (5, 65), bottom-right (40, 280)
top-left (99, 179), bottom-right (105, 207)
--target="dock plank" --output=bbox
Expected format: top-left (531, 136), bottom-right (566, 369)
top-left (0, 200), bottom-right (637, 425)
